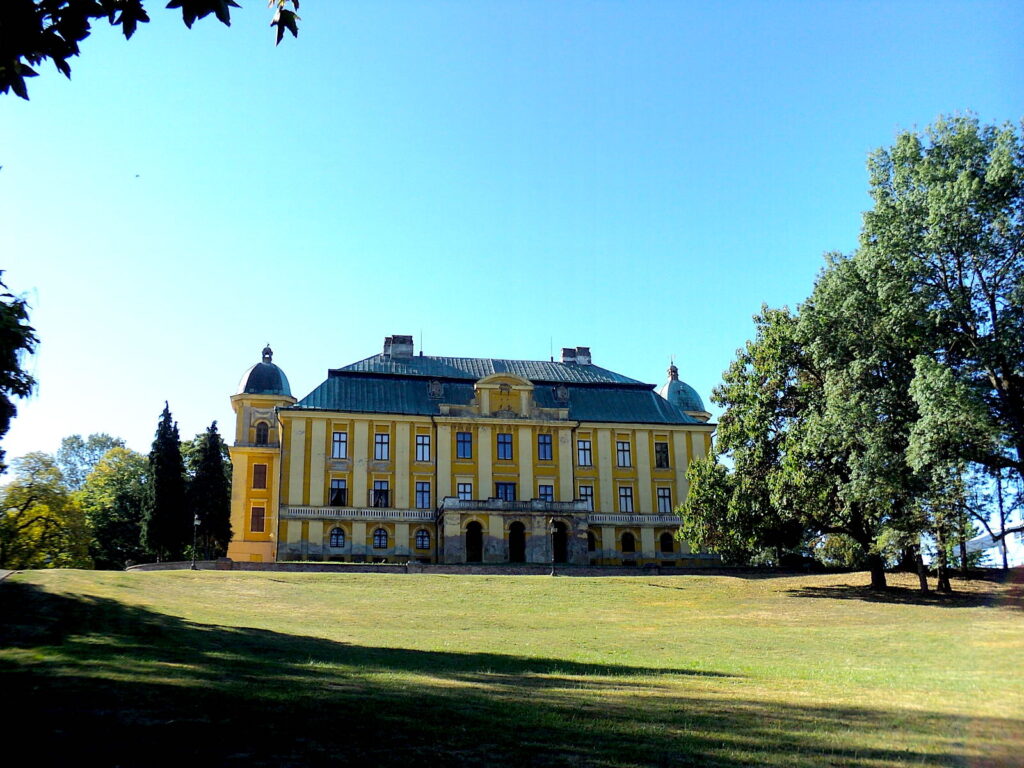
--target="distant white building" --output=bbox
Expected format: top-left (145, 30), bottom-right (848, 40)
top-left (966, 525), bottom-right (1024, 568)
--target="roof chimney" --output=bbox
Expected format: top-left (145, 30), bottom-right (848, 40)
top-left (383, 334), bottom-right (415, 360)
top-left (560, 347), bottom-right (577, 365)
top-left (575, 346), bottom-right (591, 365)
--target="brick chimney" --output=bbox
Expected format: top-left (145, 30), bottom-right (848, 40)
top-left (383, 334), bottom-right (414, 360)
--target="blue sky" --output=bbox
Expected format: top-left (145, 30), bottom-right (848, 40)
top-left (1, 1), bottom-right (1021, 462)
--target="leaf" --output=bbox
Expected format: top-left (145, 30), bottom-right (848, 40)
top-left (116, 4), bottom-right (152, 39)
top-left (271, 8), bottom-right (299, 45)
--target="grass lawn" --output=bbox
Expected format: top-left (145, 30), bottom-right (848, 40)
top-left (1, 569), bottom-right (1021, 767)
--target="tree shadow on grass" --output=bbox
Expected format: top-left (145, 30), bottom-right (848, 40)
top-left (782, 581), bottom-right (1023, 611)
top-left (0, 581), bottom-right (1015, 767)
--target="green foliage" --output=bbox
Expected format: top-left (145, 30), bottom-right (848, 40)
top-left (0, 452), bottom-right (90, 568)
top-left (863, 115), bottom-right (1024, 482)
top-left (0, 0), bottom-right (300, 100)
top-left (185, 421), bottom-right (231, 558)
top-left (56, 433), bottom-right (125, 491)
top-left (141, 403), bottom-right (187, 561)
top-left (78, 446), bottom-right (149, 569)
top-left (0, 274), bottom-right (38, 474)
top-left (682, 116), bottom-right (1023, 590)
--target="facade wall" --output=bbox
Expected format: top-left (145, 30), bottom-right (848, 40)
top-left (228, 368), bottom-right (716, 566)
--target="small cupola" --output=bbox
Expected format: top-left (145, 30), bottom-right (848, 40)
top-left (237, 344), bottom-right (292, 396)
top-left (657, 360), bottom-right (710, 422)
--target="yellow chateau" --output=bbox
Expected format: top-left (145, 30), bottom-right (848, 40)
top-left (227, 336), bottom-right (716, 567)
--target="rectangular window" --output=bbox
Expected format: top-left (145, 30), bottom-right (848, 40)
top-left (332, 431), bottom-right (348, 459)
top-left (250, 506), bottom-right (265, 533)
top-left (415, 434), bottom-right (431, 462)
top-left (618, 486), bottom-right (634, 513)
top-left (538, 484), bottom-right (554, 502)
top-left (616, 440), bottom-right (632, 467)
top-left (577, 439), bottom-right (592, 466)
top-left (495, 482), bottom-right (516, 502)
top-left (415, 481), bottom-right (431, 509)
top-left (330, 479), bottom-right (347, 507)
top-left (537, 433), bottom-right (553, 461)
top-left (456, 431), bottom-right (472, 459)
top-left (374, 433), bottom-right (390, 461)
top-left (252, 464), bottom-right (267, 489)
top-left (654, 441), bottom-right (669, 469)
top-left (457, 482), bottom-right (473, 500)
top-left (657, 487), bottom-right (672, 514)
top-left (372, 480), bottom-right (390, 507)
top-left (497, 433), bottom-right (513, 460)
top-left (579, 485), bottom-right (594, 511)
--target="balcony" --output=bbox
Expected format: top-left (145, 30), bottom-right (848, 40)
top-left (281, 506), bottom-right (435, 522)
top-left (439, 497), bottom-right (590, 514)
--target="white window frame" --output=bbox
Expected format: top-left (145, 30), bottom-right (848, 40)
top-left (618, 486), bottom-right (634, 513)
top-left (616, 440), bottom-right (632, 468)
top-left (416, 434), bottom-right (431, 462)
top-left (332, 431), bottom-right (348, 459)
top-left (577, 439), bottom-right (592, 466)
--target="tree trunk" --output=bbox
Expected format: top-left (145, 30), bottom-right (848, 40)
top-left (915, 545), bottom-right (930, 593)
top-left (956, 514), bottom-right (969, 577)
top-left (866, 552), bottom-right (887, 590)
top-left (997, 472), bottom-right (1009, 572)
top-left (935, 527), bottom-right (952, 593)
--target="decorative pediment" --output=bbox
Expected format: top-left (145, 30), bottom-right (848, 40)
top-left (475, 374), bottom-right (534, 416)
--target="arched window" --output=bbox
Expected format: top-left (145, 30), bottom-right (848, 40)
top-left (621, 532), bottom-right (636, 553)
top-left (255, 422), bottom-right (269, 445)
top-left (660, 532), bottom-right (674, 553)
top-left (415, 529), bottom-right (430, 549)
top-left (330, 527), bottom-right (345, 548)
top-left (373, 528), bottom-right (388, 549)
top-left (587, 531), bottom-right (596, 552)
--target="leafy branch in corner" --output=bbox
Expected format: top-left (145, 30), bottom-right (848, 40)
top-left (0, 0), bottom-right (300, 100)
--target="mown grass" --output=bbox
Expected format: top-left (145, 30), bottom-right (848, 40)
top-left (1, 569), bottom-right (1021, 767)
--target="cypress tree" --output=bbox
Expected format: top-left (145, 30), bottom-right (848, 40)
top-left (142, 402), bottom-right (188, 561)
top-left (188, 421), bottom-right (232, 559)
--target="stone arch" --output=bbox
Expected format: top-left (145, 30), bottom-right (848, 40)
top-left (659, 531), bottom-right (675, 553)
top-left (508, 521), bottom-right (526, 563)
top-left (621, 531), bottom-right (637, 554)
top-left (552, 520), bottom-right (569, 564)
top-left (465, 521), bottom-right (484, 563)
top-left (254, 421), bottom-right (270, 445)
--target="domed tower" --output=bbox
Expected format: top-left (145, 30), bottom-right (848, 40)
top-left (227, 345), bottom-right (297, 563)
top-left (657, 362), bottom-right (711, 423)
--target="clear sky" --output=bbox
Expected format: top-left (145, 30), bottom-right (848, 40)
top-left (1, 1), bottom-right (1021, 463)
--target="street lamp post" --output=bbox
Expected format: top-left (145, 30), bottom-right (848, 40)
top-left (190, 513), bottom-right (200, 570)
top-left (549, 516), bottom-right (556, 577)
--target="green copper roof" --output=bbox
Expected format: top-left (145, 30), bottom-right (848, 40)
top-left (237, 362), bottom-right (292, 396)
top-left (336, 354), bottom-right (645, 385)
top-left (291, 373), bottom-right (701, 424)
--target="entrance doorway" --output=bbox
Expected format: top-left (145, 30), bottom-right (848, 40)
top-left (466, 521), bottom-right (483, 562)
top-left (552, 521), bottom-right (568, 564)
top-left (508, 521), bottom-right (526, 563)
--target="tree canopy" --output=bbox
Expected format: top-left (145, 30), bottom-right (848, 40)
top-left (0, 0), bottom-right (299, 99)
top-left (0, 274), bottom-right (38, 474)
top-left (0, 451), bottom-right (90, 568)
top-left (79, 445), bottom-right (149, 569)
top-left (56, 432), bottom-right (126, 491)
top-left (142, 402), bottom-right (188, 561)
top-left (679, 116), bottom-right (1023, 589)
top-left (184, 421), bottom-right (231, 559)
